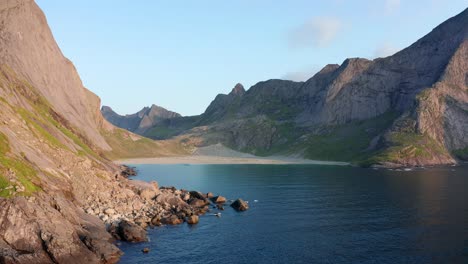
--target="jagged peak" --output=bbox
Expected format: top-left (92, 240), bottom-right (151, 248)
top-left (230, 83), bottom-right (246, 96)
top-left (101, 105), bottom-right (114, 112)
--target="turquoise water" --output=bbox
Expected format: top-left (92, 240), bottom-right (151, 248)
top-left (119, 164), bottom-right (468, 264)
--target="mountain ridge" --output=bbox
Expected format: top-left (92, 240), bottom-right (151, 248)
top-left (106, 7), bottom-right (468, 167)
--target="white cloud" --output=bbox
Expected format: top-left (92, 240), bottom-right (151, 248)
top-left (288, 17), bottom-right (342, 49)
top-left (384, 0), bottom-right (400, 14)
top-left (373, 42), bottom-right (400, 58)
top-left (282, 66), bottom-right (320, 82)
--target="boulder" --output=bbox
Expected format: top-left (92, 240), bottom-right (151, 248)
top-left (150, 181), bottom-right (159, 189)
top-left (104, 208), bottom-right (115, 215)
top-left (181, 192), bottom-right (191, 201)
top-left (114, 220), bottom-right (147, 242)
top-left (206, 192), bottom-right (214, 198)
top-left (151, 216), bottom-right (161, 226)
top-left (189, 191), bottom-right (205, 200)
top-left (186, 215), bottom-right (199, 225)
top-left (211, 195), bottom-right (226, 204)
top-left (161, 215), bottom-right (182, 225)
top-left (216, 204), bottom-right (224, 211)
top-left (140, 188), bottom-right (159, 201)
top-left (189, 198), bottom-right (207, 208)
top-left (231, 199), bottom-right (249, 211)
top-left (156, 192), bottom-right (188, 208)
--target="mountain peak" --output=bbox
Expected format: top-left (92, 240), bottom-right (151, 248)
top-left (230, 83), bottom-right (246, 96)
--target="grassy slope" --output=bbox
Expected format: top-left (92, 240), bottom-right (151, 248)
top-left (300, 112), bottom-right (399, 162)
top-left (102, 128), bottom-right (188, 160)
top-left (0, 131), bottom-right (40, 197)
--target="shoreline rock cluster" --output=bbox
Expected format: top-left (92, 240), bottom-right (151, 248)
top-left (83, 166), bottom-right (249, 243)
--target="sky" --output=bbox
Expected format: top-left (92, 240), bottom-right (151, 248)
top-left (36, 0), bottom-right (468, 116)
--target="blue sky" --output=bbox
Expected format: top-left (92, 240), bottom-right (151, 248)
top-left (36, 0), bottom-right (468, 116)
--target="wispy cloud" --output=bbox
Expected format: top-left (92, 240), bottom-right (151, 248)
top-left (373, 42), bottom-right (400, 58)
top-left (288, 17), bottom-right (342, 49)
top-left (384, 0), bottom-right (400, 14)
top-left (282, 66), bottom-right (320, 82)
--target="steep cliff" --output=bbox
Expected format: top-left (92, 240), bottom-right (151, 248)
top-left (0, 1), bottom-right (187, 263)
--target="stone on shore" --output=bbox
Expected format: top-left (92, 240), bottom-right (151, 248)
top-left (140, 188), bottom-right (159, 201)
top-left (211, 195), bottom-right (226, 204)
top-left (231, 199), bottom-right (249, 211)
top-left (161, 215), bottom-right (182, 225)
top-left (189, 198), bottom-right (208, 208)
top-left (206, 192), bottom-right (214, 198)
top-left (113, 220), bottom-right (148, 242)
top-left (186, 215), bottom-right (199, 225)
top-left (151, 215), bottom-right (162, 226)
top-left (189, 191), bottom-right (207, 200)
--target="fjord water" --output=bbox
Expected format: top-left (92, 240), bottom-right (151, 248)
top-left (119, 164), bottom-right (468, 264)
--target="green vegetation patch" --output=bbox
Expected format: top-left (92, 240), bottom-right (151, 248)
top-left (0, 132), bottom-right (41, 197)
top-left (0, 132), bottom-right (10, 155)
top-left (17, 108), bottom-right (66, 149)
top-left (302, 111), bottom-right (399, 162)
top-left (453, 147), bottom-right (468, 160)
top-left (365, 131), bottom-right (447, 166)
top-left (102, 128), bottom-right (188, 160)
top-left (145, 126), bottom-right (180, 140)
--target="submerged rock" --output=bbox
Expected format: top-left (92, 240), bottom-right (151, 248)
top-left (231, 199), bottom-right (249, 211)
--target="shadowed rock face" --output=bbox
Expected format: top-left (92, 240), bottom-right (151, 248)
top-left (106, 8), bottom-right (468, 166)
top-left (101, 105), bottom-right (181, 134)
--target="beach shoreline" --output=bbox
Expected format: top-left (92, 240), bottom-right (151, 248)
top-left (114, 155), bottom-right (350, 166)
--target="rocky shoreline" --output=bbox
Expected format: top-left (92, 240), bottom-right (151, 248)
top-left (85, 165), bottom-right (248, 244)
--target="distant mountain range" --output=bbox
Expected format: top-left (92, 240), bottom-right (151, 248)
top-left (101, 105), bottom-right (180, 136)
top-left (103, 8), bottom-right (468, 167)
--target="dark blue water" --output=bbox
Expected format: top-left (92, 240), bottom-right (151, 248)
top-left (118, 164), bottom-right (468, 264)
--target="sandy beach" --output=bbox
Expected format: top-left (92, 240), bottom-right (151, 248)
top-left (115, 155), bottom-right (350, 166)
top-left (115, 144), bottom-right (349, 165)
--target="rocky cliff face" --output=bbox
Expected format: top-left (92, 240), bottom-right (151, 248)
top-left (101, 105), bottom-right (181, 134)
top-left (0, 0), bottom-right (111, 150)
top-left (108, 8), bottom-right (468, 166)
top-left (0, 1), bottom-right (188, 263)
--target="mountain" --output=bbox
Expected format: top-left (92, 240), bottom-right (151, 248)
top-left (108, 8), bottom-right (468, 167)
top-left (101, 104), bottom-right (181, 136)
top-left (0, 1), bottom-right (187, 263)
